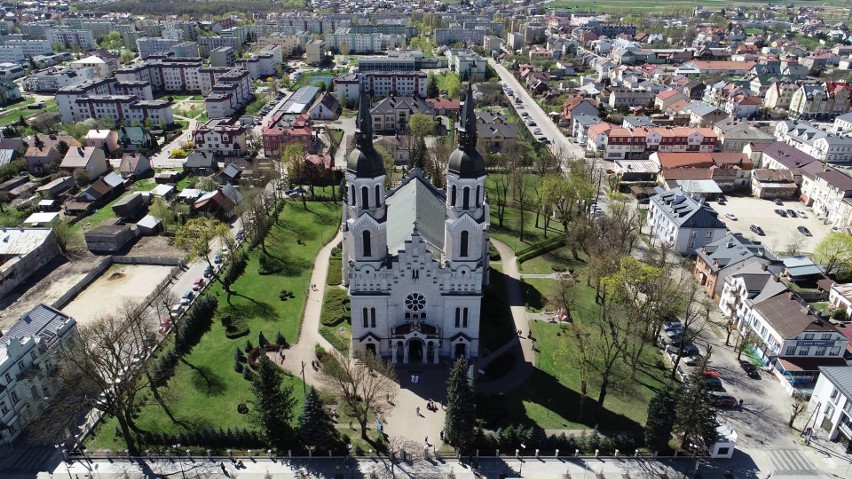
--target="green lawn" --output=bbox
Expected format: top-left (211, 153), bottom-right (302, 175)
top-left (0, 205), bottom-right (29, 227)
top-left (85, 201), bottom-right (341, 452)
top-left (69, 189), bottom-right (134, 236)
top-left (0, 98), bottom-right (55, 126)
top-left (244, 95), bottom-right (266, 116)
top-left (486, 175), bottom-right (558, 253)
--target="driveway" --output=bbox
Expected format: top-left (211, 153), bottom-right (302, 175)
top-left (709, 196), bottom-right (830, 254)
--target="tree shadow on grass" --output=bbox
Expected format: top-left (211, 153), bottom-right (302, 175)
top-left (477, 368), bottom-right (644, 436)
top-left (181, 359), bottom-right (227, 396)
top-left (221, 301), bottom-right (278, 322)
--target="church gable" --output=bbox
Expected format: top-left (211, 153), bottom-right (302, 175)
top-left (386, 172), bottom-right (446, 255)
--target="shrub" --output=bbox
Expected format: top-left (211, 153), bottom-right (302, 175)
top-left (258, 253), bottom-right (285, 275)
top-left (320, 288), bottom-right (350, 326)
top-left (330, 246), bottom-right (342, 258)
top-left (221, 314), bottom-right (249, 339)
top-left (488, 243), bottom-right (500, 261)
top-left (832, 309), bottom-right (848, 321)
top-left (258, 331), bottom-right (268, 347)
top-left (326, 258), bottom-right (342, 286)
top-left (275, 331), bottom-right (287, 347)
top-left (245, 340), bottom-right (253, 353)
top-left (515, 235), bottom-right (566, 263)
top-left (279, 289), bottom-right (296, 301)
top-left (221, 250), bottom-right (248, 286)
top-left (152, 347), bottom-right (179, 387)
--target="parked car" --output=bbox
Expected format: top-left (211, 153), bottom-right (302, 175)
top-left (526, 119), bottom-right (537, 126)
top-left (774, 209), bottom-right (788, 217)
top-left (213, 254), bottom-right (222, 264)
top-left (520, 112), bottom-right (529, 117)
top-left (663, 320), bottom-right (683, 331)
top-left (683, 354), bottom-right (704, 366)
top-left (192, 278), bottom-right (204, 291)
top-left (704, 377), bottom-right (724, 391)
top-left (797, 210), bottom-right (808, 218)
top-left (786, 209), bottom-right (797, 218)
top-left (724, 213), bottom-right (737, 221)
top-left (750, 224), bottom-right (765, 236)
top-left (797, 225), bottom-right (812, 237)
top-left (740, 361), bottom-right (761, 379)
top-left (204, 265), bottom-right (213, 278)
top-left (703, 369), bottom-right (720, 379)
top-left (712, 395), bottom-right (738, 409)
top-left (180, 290), bottom-right (194, 306)
top-left (666, 343), bottom-right (699, 356)
top-left (665, 329), bottom-right (685, 340)
top-left (774, 198), bottom-right (783, 206)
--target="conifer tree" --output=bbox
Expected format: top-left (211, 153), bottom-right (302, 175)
top-left (444, 357), bottom-right (475, 452)
top-left (644, 384), bottom-right (679, 453)
top-left (298, 387), bottom-right (336, 450)
top-left (251, 357), bottom-right (296, 448)
top-left (674, 374), bottom-right (719, 452)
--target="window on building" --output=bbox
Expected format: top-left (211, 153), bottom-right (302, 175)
top-left (463, 187), bottom-right (470, 209)
top-left (785, 346), bottom-right (796, 355)
top-left (361, 186), bottom-right (369, 209)
top-left (831, 346), bottom-right (842, 356)
top-left (3, 373), bottom-right (9, 383)
top-left (10, 391), bottom-right (18, 404)
top-left (0, 403), bottom-right (6, 415)
top-left (362, 230), bottom-right (371, 257)
top-left (798, 347), bottom-right (810, 355)
top-left (370, 308), bottom-right (376, 328)
top-left (460, 231), bottom-right (469, 257)
top-left (822, 333), bottom-right (833, 340)
top-left (362, 308), bottom-right (369, 328)
top-left (451, 185), bottom-right (456, 206)
top-left (476, 185), bottom-right (481, 207)
top-left (816, 346), bottom-right (827, 356)
top-left (375, 185), bottom-right (381, 207)
top-left (804, 334), bottom-right (814, 340)
top-left (463, 308), bottom-right (468, 328)
top-left (455, 308), bottom-right (460, 328)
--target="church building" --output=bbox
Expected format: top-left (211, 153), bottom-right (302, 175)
top-left (342, 83), bottom-right (490, 364)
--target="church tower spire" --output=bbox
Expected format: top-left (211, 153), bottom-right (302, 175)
top-left (446, 82), bottom-right (486, 179)
top-left (347, 88), bottom-right (385, 178)
top-left (457, 81), bottom-right (478, 152)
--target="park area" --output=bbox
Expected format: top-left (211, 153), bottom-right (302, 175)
top-left (85, 201), bottom-right (340, 452)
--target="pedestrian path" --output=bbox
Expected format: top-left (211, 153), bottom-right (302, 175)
top-left (266, 232), bottom-right (340, 386)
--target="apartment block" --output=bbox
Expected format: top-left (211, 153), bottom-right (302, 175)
top-left (334, 71), bottom-right (427, 102)
top-left (46, 29), bottom-right (96, 51)
top-left (136, 37), bottom-right (181, 59)
top-left (192, 117), bottom-right (248, 157)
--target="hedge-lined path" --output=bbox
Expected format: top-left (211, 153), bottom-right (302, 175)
top-left (475, 239), bottom-right (535, 395)
top-left (267, 232), bottom-right (342, 385)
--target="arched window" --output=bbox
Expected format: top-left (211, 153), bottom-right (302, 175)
top-left (454, 308), bottom-right (460, 328)
top-left (476, 185), bottom-right (481, 207)
top-left (460, 231), bottom-right (469, 257)
top-left (451, 185), bottom-right (457, 206)
top-left (362, 230), bottom-right (371, 257)
top-left (351, 185), bottom-right (356, 205)
top-left (463, 308), bottom-right (469, 327)
top-left (463, 187), bottom-right (470, 209)
top-left (361, 186), bottom-right (369, 209)
top-left (362, 308), bottom-right (369, 328)
top-left (370, 308), bottom-right (377, 328)
top-left (375, 185), bottom-right (381, 207)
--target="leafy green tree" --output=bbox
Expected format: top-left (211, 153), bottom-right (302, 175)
top-left (298, 387), bottom-right (336, 450)
top-left (674, 372), bottom-right (718, 452)
top-left (644, 385), bottom-right (679, 453)
top-left (409, 135), bottom-right (427, 170)
top-left (408, 112), bottom-right (435, 138)
top-left (251, 356), bottom-right (297, 448)
top-left (814, 232), bottom-right (852, 279)
top-left (444, 357), bottom-right (475, 452)
top-left (444, 72), bottom-right (461, 99)
top-left (174, 217), bottom-right (233, 293)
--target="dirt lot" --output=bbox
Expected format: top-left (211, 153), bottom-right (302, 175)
top-left (709, 196), bottom-right (830, 255)
top-left (0, 236), bottom-right (183, 330)
top-left (60, 264), bottom-right (174, 326)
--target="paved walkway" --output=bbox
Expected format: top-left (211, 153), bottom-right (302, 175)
top-left (476, 240), bottom-right (535, 394)
top-left (266, 232), bottom-right (340, 386)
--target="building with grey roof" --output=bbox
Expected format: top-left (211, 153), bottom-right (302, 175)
top-left (341, 82), bottom-right (488, 364)
top-left (647, 187), bottom-right (728, 254)
top-left (0, 228), bottom-right (61, 299)
top-left (369, 96), bottom-right (435, 133)
top-left (0, 304), bottom-right (78, 446)
top-left (694, 233), bottom-right (783, 301)
top-left (718, 258), bottom-right (789, 320)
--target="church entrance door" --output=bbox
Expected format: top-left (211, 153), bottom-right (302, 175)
top-left (455, 343), bottom-right (466, 359)
top-left (408, 339), bottom-right (423, 364)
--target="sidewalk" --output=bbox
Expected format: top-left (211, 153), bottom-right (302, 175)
top-left (47, 454), bottom-right (822, 479)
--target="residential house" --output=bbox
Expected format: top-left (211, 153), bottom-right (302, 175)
top-left (303, 153), bottom-right (336, 185)
top-left (261, 112), bottom-right (313, 157)
top-left (119, 153), bottom-right (151, 179)
top-left (647, 187), bottom-right (729, 254)
top-left (694, 233), bottom-right (782, 302)
top-left (183, 151), bottom-right (218, 175)
top-left (0, 304), bottom-right (78, 446)
top-left (718, 259), bottom-right (789, 321)
top-left (117, 127), bottom-right (154, 153)
top-left (763, 81), bottom-right (799, 110)
top-left (655, 89), bottom-right (688, 111)
top-left (572, 114), bottom-right (603, 145)
top-left (752, 169), bottom-right (798, 199)
top-left (84, 129), bottom-right (119, 154)
top-left (799, 166), bottom-right (852, 228)
top-left (608, 87), bottom-right (655, 109)
top-left (475, 111), bottom-right (518, 153)
top-left (308, 92), bottom-right (341, 121)
top-left (84, 225), bottom-right (136, 253)
top-left (829, 283), bottom-right (852, 319)
top-left (739, 292), bottom-right (848, 395)
top-left (723, 94), bottom-right (763, 119)
top-left (807, 367), bottom-right (852, 452)
top-left (24, 135), bottom-right (81, 175)
top-left (192, 118), bottom-right (247, 158)
top-left (560, 96), bottom-right (598, 127)
top-left (834, 112), bottom-right (852, 134)
top-left (758, 142), bottom-right (819, 181)
top-left (0, 228), bottom-right (61, 299)
top-left (713, 119), bottom-right (775, 152)
top-left (425, 98), bottom-right (460, 116)
top-left (194, 183), bottom-right (243, 218)
top-left (775, 121), bottom-right (852, 164)
top-left (586, 124), bottom-right (717, 161)
top-left (59, 147), bottom-right (109, 181)
top-left (789, 82), bottom-right (852, 120)
top-left (369, 96), bottom-right (435, 134)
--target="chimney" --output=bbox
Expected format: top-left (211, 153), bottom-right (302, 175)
top-left (788, 291), bottom-right (795, 299)
top-left (761, 263), bottom-right (768, 271)
top-left (772, 274), bottom-right (780, 282)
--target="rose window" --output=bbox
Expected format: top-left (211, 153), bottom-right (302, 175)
top-left (405, 293), bottom-right (426, 312)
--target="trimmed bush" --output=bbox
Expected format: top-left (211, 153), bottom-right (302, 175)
top-left (221, 314), bottom-right (249, 339)
top-left (488, 243), bottom-right (500, 261)
top-left (174, 295), bottom-right (217, 355)
top-left (516, 235), bottom-right (566, 263)
top-left (320, 288), bottom-right (350, 326)
top-left (326, 258), bottom-right (342, 286)
top-left (221, 250), bottom-right (248, 286)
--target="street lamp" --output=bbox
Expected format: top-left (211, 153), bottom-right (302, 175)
top-left (173, 443), bottom-right (187, 479)
top-left (346, 443), bottom-right (353, 479)
top-left (518, 443), bottom-right (526, 477)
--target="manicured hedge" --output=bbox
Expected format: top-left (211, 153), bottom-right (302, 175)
top-left (320, 288), bottom-right (350, 326)
top-left (515, 235), bottom-right (566, 263)
top-left (326, 257), bottom-right (342, 286)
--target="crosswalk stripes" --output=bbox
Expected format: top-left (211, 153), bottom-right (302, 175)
top-left (765, 448), bottom-right (819, 476)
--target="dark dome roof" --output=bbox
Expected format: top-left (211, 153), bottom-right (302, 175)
top-left (447, 147), bottom-right (486, 179)
top-left (347, 147), bottom-right (385, 177)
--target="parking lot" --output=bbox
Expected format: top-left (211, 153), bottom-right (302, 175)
top-left (710, 195), bottom-right (831, 254)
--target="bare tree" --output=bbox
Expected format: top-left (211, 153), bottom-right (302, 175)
top-left (590, 298), bottom-right (631, 416)
top-left (511, 167), bottom-right (533, 242)
top-left (788, 392), bottom-right (807, 428)
top-left (553, 320), bottom-right (594, 421)
top-left (317, 349), bottom-right (397, 439)
top-left (785, 233), bottom-right (806, 257)
top-left (669, 283), bottom-right (712, 380)
top-left (736, 329), bottom-right (759, 362)
top-left (489, 172), bottom-right (510, 229)
top-left (548, 275), bottom-right (578, 322)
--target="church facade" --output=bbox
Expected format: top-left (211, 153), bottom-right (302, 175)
top-left (341, 83), bottom-right (490, 364)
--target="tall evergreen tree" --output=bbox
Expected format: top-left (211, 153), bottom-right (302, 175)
top-left (298, 387), bottom-right (336, 450)
top-left (251, 357), bottom-right (297, 448)
top-left (674, 374), bottom-right (719, 452)
top-left (444, 357), bottom-right (475, 452)
top-left (644, 385), bottom-right (679, 453)
top-left (409, 136), bottom-right (427, 170)
top-left (427, 73), bottom-right (439, 98)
